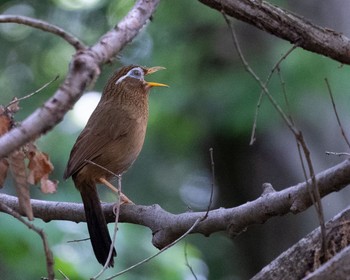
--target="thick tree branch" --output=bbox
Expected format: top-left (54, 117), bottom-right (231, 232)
top-left (252, 205), bottom-right (350, 280)
top-left (0, 0), bottom-right (160, 159)
top-left (1, 159), bottom-right (350, 249)
top-left (199, 0), bottom-right (350, 65)
top-left (304, 246), bottom-right (350, 280)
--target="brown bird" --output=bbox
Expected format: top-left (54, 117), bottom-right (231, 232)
top-left (63, 65), bottom-right (167, 267)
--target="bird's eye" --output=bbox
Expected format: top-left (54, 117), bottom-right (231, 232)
top-left (129, 69), bottom-right (142, 79)
top-left (115, 67), bottom-right (144, 85)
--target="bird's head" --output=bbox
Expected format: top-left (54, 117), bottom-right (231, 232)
top-left (102, 65), bottom-right (167, 104)
top-left (114, 65), bottom-right (167, 90)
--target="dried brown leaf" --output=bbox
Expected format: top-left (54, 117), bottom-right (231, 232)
top-left (0, 158), bottom-right (9, 188)
top-left (9, 149), bottom-right (33, 220)
top-left (0, 112), bottom-right (11, 136)
top-left (40, 175), bottom-right (58, 194)
top-left (27, 144), bottom-right (54, 185)
top-left (7, 98), bottom-right (20, 113)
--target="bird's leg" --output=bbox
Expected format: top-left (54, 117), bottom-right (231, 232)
top-left (98, 177), bottom-right (134, 204)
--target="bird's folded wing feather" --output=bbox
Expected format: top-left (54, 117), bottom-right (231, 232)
top-left (64, 106), bottom-right (134, 179)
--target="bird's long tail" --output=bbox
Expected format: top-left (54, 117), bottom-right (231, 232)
top-left (78, 180), bottom-right (116, 267)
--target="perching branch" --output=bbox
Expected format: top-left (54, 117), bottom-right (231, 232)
top-left (1, 159), bottom-right (350, 249)
top-left (0, 0), bottom-right (160, 159)
top-left (198, 0), bottom-right (350, 65)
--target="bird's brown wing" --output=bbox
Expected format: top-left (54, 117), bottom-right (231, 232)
top-left (64, 106), bottom-right (134, 179)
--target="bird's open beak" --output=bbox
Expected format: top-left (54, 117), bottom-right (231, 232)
top-left (145, 66), bottom-right (168, 88)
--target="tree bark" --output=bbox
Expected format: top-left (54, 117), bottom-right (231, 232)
top-left (252, 205), bottom-right (350, 280)
top-left (199, 0), bottom-right (350, 64)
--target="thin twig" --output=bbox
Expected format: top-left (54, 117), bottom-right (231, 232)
top-left (181, 148), bottom-right (216, 279)
top-left (85, 160), bottom-right (119, 178)
top-left (106, 149), bottom-right (217, 278)
top-left (296, 143), bottom-right (317, 207)
top-left (281, 73), bottom-right (320, 221)
top-left (0, 201), bottom-right (55, 280)
top-left (84, 160), bottom-right (122, 278)
top-left (184, 242), bottom-right (198, 280)
top-left (296, 131), bottom-right (327, 254)
top-left (58, 269), bottom-right (69, 280)
top-left (0, 15), bottom-right (86, 50)
top-left (106, 217), bottom-right (203, 279)
top-left (221, 12), bottom-right (298, 136)
top-left (222, 13), bottom-right (327, 255)
top-left (6, 76), bottom-right (59, 109)
top-left (67, 237), bottom-right (90, 243)
top-left (250, 89), bottom-right (264, 145)
top-left (325, 78), bottom-right (350, 149)
top-left (93, 175), bottom-right (122, 280)
top-left (250, 46), bottom-right (297, 145)
top-left (111, 176), bottom-right (122, 259)
top-left (277, 54), bottom-right (326, 253)
top-left (278, 67), bottom-right (294, 124)
top-left (207, 148), bottom-right (215, 215)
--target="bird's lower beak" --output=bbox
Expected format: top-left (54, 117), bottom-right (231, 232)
top-left (145, 66), bottom-right (168, 88)
top-left (146, 81), bottom-right (168, 87)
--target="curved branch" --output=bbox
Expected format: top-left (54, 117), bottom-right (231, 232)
top-left (1, 159), bottom-right (350, 249)
top-left (0, 0), bottom-right (160, 159)
top-left (199, 0), bottom-right (350, 64)
top-left (0, 15), bottom-right (86, 50)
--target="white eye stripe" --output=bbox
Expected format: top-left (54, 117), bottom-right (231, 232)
top-left (115, 67), bottom-right (144, 85)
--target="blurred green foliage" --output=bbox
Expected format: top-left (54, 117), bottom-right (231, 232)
top-left (1, 0), bottom-right (350, 279)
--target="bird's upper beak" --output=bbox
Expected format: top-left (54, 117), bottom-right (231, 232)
top-left (145, 66), bottom-right (168, 88)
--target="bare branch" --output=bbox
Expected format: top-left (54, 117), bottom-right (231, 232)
top-left (325, 78), bottom-right (350, 149)
top-left (223, 13), bottom-right (327, 255)
top-left (222, 13), bottom-right (297, 135)
top-left (0, 15), bottom-right (86, 50)
top-left (0, 0), bottom-right (160, 159)
top-left (184, 242), bottom-right (198, 280)
top-left (250, 45), bottom-right (297, 145)
top-left (6, 76), bottom-right (59, 109)
top-left (1, 159), bottom-right (350, 249)
top-left (199, 0), bottom-right (350, 65)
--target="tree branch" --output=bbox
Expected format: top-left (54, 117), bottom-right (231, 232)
top-left (1, 159), bottom-right (350, 249)
top-left (198, 0), bottom-right (350, 65)
top-left (0, 15), bottom-right (86, 50)
top-left (0, 0), bottom-right (160, 159)
top-left (252, 205), bottom-right (350, 280)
